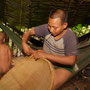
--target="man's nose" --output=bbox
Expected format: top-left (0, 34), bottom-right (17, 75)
top-left (50, 27), bottom-right (54, 32)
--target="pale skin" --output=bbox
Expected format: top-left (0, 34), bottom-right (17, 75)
top-left (0, 38), bottom-right (12, 78)
top-left (22, 17), bottom-right (77, 89)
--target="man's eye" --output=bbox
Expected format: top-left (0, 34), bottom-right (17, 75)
top-left (53, 27), bottom-right (57, 29)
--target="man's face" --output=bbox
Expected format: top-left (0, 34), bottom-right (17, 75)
top-left (48, 17), bottom-right (67, 37)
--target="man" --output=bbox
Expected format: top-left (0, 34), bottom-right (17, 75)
top-left (22, 9), bottom-right (77, 89)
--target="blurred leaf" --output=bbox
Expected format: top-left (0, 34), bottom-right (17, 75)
top-left (72, 24), bottom-right (90, 37)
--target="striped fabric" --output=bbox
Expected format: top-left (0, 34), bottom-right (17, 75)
top-left (43, 34), bottom-right (65, 56)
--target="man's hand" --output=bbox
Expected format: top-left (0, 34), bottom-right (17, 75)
top-left (22, 42), bottom-right (33, 55)
top-left (31, 50), bottom-right (46, 60)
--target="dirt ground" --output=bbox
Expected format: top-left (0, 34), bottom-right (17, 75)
top-left (60, 75), bottom-right (90, 90)
top-left (58, 65), bottom-right (90, 90)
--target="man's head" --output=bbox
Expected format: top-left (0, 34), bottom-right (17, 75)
top-left (48, 9), bottom-right (68, 37)
top-left (49, 9), bottom-right (68, 23)
top-left (0, 32), bottom-right (5, 43)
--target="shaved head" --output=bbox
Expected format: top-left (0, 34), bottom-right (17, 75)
top-left (49, 9), bottom-right (67, 24)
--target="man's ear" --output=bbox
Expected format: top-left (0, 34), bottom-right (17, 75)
top-left (63, 22), bottom-right (68, 29)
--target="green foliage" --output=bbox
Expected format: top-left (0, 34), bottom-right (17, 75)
top-left (72, 24), bottom-right (90, 37)
top-left (0, 28), bottom-right (3, 31)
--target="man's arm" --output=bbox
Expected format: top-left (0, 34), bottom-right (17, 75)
top-left (32, 51), bottom-right (77, 66)
top-left (45, 53), bottom-right (76, 65)
top-left (22, 28), bottom-right (35, 55)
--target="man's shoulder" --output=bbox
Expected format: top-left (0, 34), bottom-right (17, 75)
top-left (65, 28), bottom-right (76, 38)
top-left (0, 44), bottom-right (10, 49)
top-left (63, 28), bottom-right (77, 43)
top-left (34, 24), bottom-right (49, 37)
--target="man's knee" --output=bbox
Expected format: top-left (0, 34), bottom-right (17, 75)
top-left (53, 68), bottom-right (72, 89)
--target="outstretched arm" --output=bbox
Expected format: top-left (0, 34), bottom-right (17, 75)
top-left (22, 28), bottom-right (35, 55)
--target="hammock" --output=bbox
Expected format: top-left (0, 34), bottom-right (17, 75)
top-left (68, 44), bottom-right (90, 81)
top-left (0, 23), bottom-right (90, 87)
top-left (0, 23), bottom-right (42, 51)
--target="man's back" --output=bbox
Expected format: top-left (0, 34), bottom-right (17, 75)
top-left (0, 44), bottom-right (12, 74)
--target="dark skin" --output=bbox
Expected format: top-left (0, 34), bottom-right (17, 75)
top-left (22, 17), bottom-right (77, 89)
top-left (0, 36), bottom-right (12, 79)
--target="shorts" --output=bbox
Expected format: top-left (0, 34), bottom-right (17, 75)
top-left (51, 61), bottom-right (74, 72)
top-left (53, 64), bottom-right (75, 72)
top-left (54, 65), bottom-right (74, 72)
